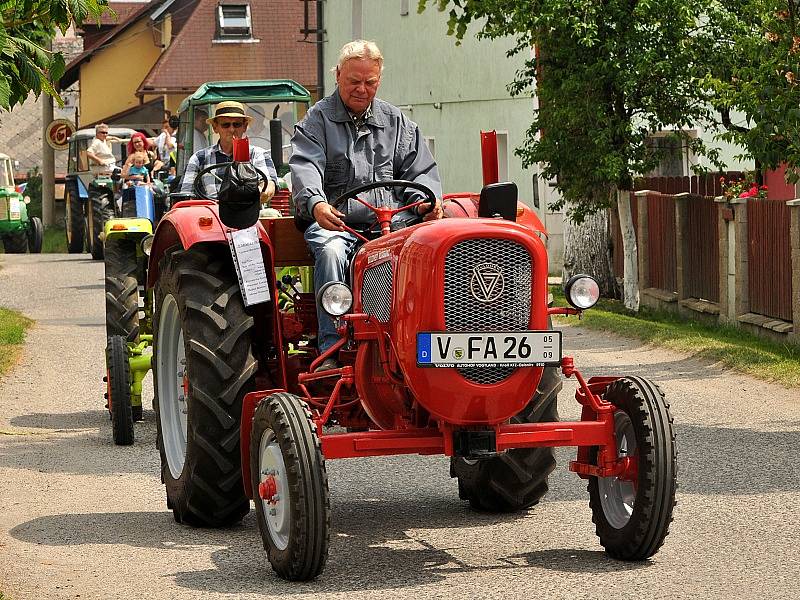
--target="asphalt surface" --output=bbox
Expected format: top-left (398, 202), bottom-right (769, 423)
top-left (0, 253), bottom-right (798, 599)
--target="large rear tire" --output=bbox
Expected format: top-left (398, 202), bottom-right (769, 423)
top-left (251, 392), bottom-right (330, 581)
top-left (153, 244), bottom-right (256, 527)
top-left (89, 190), bottom-right (113, 260)
top-left (588, 376), bottom-right (677, 560)
top-left (451, 365), bottom-right (561, 512)
top-left (27, 217), bottom-right (43, 253)
top-left (106, 335), bottom-right (134, 446)
top-left (2, 231), bottom-right (28, 253)
top-left (65, 182), bottom-right (85, 253)
top-left (104, 237), bottom-right (140, 341)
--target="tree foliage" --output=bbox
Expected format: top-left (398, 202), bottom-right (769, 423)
top-left (0, 0), bottom-right (110, 110)
top-left (419, 0), bottom-right (722, 222)
top-left (704, 1), bottom-right (800, 176)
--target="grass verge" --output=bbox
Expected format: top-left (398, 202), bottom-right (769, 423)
top-left (0, 307), bottom-right (33, 378)
top-left (42, 225), bottom-right (67, 253)
top-left (552, 288), bottom-right (800, 388)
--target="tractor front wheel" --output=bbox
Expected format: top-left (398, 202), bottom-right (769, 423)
top-left (251, 392), bottom-right (330, 581)
top-left (153, 244), bottom-right (256, 527)
top-left (65, 183), bottom-right (85, 253)
top-left (451, 365), bottom-right (561, 512)
top-left (27, 217), bottom-right (43, 253)
top-left (89, 191), bottom-right (113, 260)
top-left (104, 238), bottom-right (140, 341)
top-left (588, 376), bottom-right (677, 560)
top-left (106, 335), bottom-right (134, 446)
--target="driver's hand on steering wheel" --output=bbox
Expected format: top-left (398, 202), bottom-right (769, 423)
top-left (313, 202), bottom-right (345, 231)
top-left (418, 198), bottom-right (443, 221)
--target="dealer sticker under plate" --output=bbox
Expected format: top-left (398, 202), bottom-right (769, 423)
top-left (417, 331), bottom-right (562, 368)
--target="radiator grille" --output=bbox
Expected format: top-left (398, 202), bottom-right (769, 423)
top-left (361, 261), bottom-right (393, 322)
top-left (444, 239), bottom-right (532, 384)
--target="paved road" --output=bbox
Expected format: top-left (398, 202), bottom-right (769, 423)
top-left (1, 254), bottom-right (798, 600)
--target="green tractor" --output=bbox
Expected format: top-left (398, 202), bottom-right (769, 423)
top-left (103, 80), bottom-right (311, 445)
top-left (65, 127), bottom-right (136, 260)
top-left (0, 153), bottom-right (42, 254)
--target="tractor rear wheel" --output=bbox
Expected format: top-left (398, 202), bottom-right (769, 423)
top-left (106, 335), bottom-right (134, 446)
top-left (89, 191), bottom-right (113, 260)
top-left (104, 237), bottom-right (140, 341)
top-left (451, 365), bottom-right (561, 512)
top-left (27, 216), bottom-right (43, 253)
top-left (153, 244), bottom-right (256, 527)
top-left (2, 231), bottom-right (28, 253)
top-left (251, 392), bottom-right (330, 581)
top-left (65, 183), bottom-right (85, 253)
top-left (588, 376), bottom-right (677, 560)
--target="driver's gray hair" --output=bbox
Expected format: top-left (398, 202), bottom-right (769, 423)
top-left (95, 122), bottom-right (109, 133)
top-left (334, 40), bottom-right (384, 72)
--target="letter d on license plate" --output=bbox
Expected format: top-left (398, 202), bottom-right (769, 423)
top-left (417, 331), bottom-right (562, 368)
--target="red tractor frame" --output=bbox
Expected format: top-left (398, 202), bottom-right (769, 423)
top-left (146, 147), bottom-right (676, 582)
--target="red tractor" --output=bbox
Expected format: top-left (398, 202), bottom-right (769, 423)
top-left (147, 142), bottom-right (676, 582)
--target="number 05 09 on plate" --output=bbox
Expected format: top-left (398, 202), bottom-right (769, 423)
top-left (417, 331), bottom-right (562, 368)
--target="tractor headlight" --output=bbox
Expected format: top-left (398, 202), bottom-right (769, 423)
top-left (141, 235), bottom-right (154, 256)
top-left (318, 282), bottom-right (353, 317)
top-left (564, 274), bottom-right (600, 310)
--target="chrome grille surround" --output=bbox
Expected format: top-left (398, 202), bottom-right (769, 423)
top-left (444, 238), bottom-right (532, 384)
top-left (361, 261), bottom-right (393, 323)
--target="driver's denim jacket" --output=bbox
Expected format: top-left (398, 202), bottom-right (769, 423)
top-left (289, 89), bottom-right (442, 225)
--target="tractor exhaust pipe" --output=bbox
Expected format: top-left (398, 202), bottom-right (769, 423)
top-left (270, 105), bottom-right (284, 174)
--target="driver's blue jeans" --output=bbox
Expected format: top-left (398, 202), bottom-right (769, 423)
top-left (304, 223), bottom-right (360, 353)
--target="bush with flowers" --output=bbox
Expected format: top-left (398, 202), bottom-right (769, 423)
top-left (720, 174), bottom-right (768, 200)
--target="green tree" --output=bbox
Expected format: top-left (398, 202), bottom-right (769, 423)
top-left (0, 0), bottom-right (110, 110)
top-left (704, 1), bottom-right (800, 177)
top-left (419, 0), bottom-right (723, 309)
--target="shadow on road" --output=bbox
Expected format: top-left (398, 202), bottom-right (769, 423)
top-left (9, 496), bottom-right (649, 594)
top-left (2, 409), bottom-right (158, 475)
top-left (547, 422), bottom-right (800, 501)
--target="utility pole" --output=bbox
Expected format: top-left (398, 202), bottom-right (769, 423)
top-left (41, 39), bottom-right (55, 228)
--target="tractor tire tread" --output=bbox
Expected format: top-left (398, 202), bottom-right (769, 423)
top-left (588, 376), bottom-right (677, 561)
top-left (251, 392), bottom-right (330, 581)
top-left (452, 365), bottom-right (562, 512)
top-left (153, 244), bottom-right (254, 528)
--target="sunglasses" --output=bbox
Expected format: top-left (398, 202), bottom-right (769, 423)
top-left (98, 131), bottom-right (109, 135)
top-left (218, 121), bottom-right (245, 129)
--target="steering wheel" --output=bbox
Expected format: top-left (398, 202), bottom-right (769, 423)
top-left (192, 161), bottom-right (271, 201)
top-left (330, 179), bottom-right (436, 241)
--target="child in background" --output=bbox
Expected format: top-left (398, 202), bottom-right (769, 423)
top-left (126, 152), bottom-right (151, 185)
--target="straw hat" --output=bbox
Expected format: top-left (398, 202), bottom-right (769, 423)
top-left (206, 101), bottom-right (253, 124)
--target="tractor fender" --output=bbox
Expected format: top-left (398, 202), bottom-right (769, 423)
top-left (147, 200), bottom-right (289, 391)
top-left (147, 201), bottom-right (241, 288)
top-left (104, 217), bottom-right (153, 241)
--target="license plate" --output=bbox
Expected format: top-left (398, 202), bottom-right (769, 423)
top-left (417, 331), bottom-right (562, 368)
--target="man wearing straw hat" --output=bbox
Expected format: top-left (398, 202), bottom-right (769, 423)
top-left (181, 100), bottom-right (277, 201)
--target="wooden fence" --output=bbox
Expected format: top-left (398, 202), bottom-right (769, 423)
top-left (747, 199), bottom-right (793, 321)
top-left (684, 195), bottom-right (720, 303)
top-left (646, 193), bottom-right (677, 293)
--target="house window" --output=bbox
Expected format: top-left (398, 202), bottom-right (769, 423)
top-left (646, 133), bottom-right (691, 177)
top-left (216, 4), bottom-right (253, 40)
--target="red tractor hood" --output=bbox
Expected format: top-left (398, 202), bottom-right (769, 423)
top-left (352, 218), bottom-right (552, 426)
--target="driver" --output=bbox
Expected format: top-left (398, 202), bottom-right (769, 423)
top-left (181, 101), bottom-right (277, 202)
top-left (290, 40), bottom-right (443, 371)
top-left (86, 123), bottom-right (117, 174)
